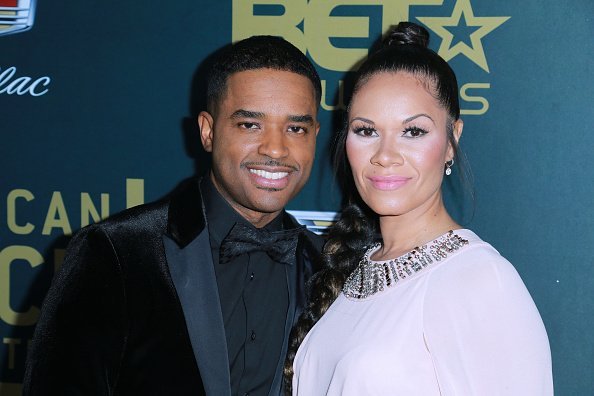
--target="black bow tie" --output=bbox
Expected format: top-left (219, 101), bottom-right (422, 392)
top-left (219, 222), bottom-right (304, 265)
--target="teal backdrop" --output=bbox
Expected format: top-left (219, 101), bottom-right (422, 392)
top-left (1, 0), bottom-right (593, 394)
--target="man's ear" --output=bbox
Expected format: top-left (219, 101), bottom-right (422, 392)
top-left (447, 119), bottom-right (464, 161)
top-left (198, 111), bottom-right (215, 153)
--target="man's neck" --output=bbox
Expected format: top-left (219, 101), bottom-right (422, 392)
top-left (208, 174), bottom-right (283, 229)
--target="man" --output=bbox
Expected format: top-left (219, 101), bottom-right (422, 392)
top-left (24, 36), bottom-right (323, 396)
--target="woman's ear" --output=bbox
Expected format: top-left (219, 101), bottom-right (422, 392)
top-left (447, 119), bottom-right (464, 161)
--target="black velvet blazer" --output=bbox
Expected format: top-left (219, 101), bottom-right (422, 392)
top-left (23, 178), bottom-right (323, 396)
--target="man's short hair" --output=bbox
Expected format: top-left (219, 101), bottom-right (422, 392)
top-left (206, 36), bottom-right (322, 114)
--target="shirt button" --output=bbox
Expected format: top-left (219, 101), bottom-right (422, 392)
top-left (250, 331), bottom-right (256, 341)
top-left (249, 272), bottom-right (255, 281)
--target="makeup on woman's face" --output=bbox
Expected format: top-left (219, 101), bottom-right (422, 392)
top-left (346, 72), bottom-right (455, 217)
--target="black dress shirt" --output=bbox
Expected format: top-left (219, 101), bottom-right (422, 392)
top-left (201, 177), bottom-right (289, 396)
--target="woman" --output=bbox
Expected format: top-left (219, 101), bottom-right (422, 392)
top-left (286, 22), bottom-right (553, 395)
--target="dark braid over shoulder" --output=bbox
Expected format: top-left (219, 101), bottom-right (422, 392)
top-left (283, 203), bottom-right (376, 392)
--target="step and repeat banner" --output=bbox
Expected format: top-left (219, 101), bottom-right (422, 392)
top-left (2, 0), bottom-right (593, 394)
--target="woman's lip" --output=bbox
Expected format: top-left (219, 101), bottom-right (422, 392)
top-left (367, 176), bottom-right (411, 190)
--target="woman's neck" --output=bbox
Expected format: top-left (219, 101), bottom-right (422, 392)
top-left (373, 193), bottom-right (460, 261)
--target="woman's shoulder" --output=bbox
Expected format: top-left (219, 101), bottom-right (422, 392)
top-left (423, 229), bottom-right (547, 340)
top-left (422, 230), bottom-right (552, 394)
top-left (448, 228), bottom-right (502, 257)
top-left (426, 229), bottom-right (529, 302)
top-left (437, 229), bottom-right (517, 275)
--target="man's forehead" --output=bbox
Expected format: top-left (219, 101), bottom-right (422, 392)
top-left (226, 68), bottom-right (315, 91)
top-left (219, 71), bottom-right (317, 109)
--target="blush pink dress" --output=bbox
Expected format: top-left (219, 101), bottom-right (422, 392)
top-left (293, 229), bottom-right (553, 395)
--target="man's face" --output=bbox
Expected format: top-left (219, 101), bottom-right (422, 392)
top-left (199, 68), bottom-right (319, 225)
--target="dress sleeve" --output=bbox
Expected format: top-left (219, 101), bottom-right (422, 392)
top-left (23, 225), bottom-right (128, 395)
top-left (422, 245), bottom-right (553, 395)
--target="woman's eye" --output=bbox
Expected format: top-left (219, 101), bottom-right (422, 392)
top-left (403, 126), bottom-right (428, 138)
top-left (354, 127), bottom-right (377, 137)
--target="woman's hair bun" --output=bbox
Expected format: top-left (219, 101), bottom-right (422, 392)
top-left (384, 21), bottom-right (430, 48)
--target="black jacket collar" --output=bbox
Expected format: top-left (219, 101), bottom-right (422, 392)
top-left (166, 176), bottom-right (322, 256)
top-left (166, 178), bottom-right (206, 248)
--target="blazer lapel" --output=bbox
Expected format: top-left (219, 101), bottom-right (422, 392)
top-left (163, 178), bottom-right (231, 396)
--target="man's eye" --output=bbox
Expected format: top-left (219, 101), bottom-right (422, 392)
top-left (239, 122), bottom-right (260, 130)
top-left (288, 126), bottom-right (307, 134)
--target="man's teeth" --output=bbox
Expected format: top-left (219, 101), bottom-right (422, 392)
top-left (249, 169), bottom-right (289, 180)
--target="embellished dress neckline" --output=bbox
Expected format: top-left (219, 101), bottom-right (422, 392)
top-left (343, 230), bottom-right (469, 300)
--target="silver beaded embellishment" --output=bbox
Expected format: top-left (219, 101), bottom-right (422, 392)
top-left (343, 231), bottom-right (469, 300)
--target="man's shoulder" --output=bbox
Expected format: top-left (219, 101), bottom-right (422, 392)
top-left (86, 178), bottom-right (203, 240)
top-left (66, 199), bottom-right (171, 256)
top-left (94, 199), bottom-right (169, 236)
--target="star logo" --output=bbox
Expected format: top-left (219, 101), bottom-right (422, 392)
top-left (417, 0), bottom-right (510, 72)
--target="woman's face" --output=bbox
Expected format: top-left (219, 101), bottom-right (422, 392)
top-left (346, 72), bottom-right (461, 217)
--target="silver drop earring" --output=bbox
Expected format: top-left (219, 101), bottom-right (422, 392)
top-left (445, 159), bottom-right (454, 176)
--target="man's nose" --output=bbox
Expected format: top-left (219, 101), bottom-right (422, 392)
top-left (258, 128), bottom-right (289, 159)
